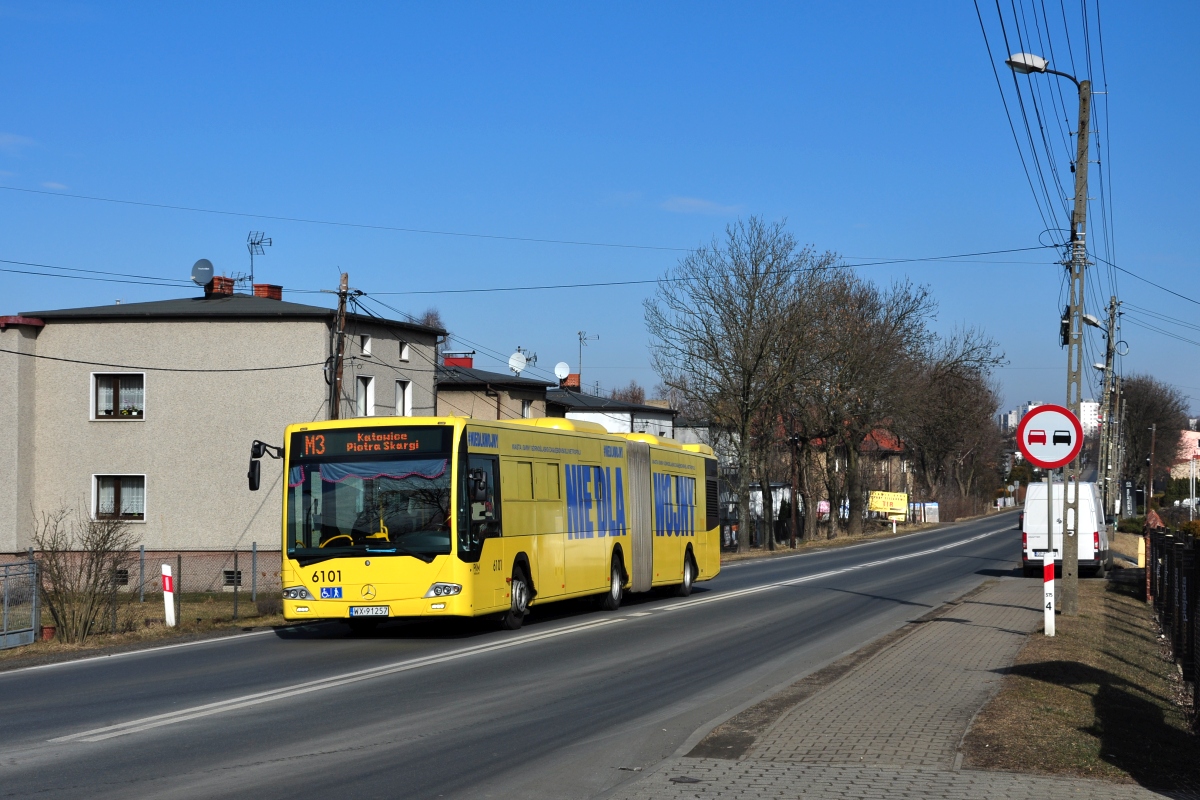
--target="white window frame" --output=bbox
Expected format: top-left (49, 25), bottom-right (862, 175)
top-left (357, 375), bottom-right (375, 417)
top-left (360, 334), bottom-right (372, 356)
top-left (91, 473), bottom-right (147, 523)
top-left (90, 372), bottom-right (147, 422)
top-left (399, 341), bottom-right (410, 362)
top-left (396, 379), bottom-right (413, 416)
top-left (521, 399), bottom-right (532, 418)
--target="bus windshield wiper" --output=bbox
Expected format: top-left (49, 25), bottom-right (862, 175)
top-left (366, 544), bottom-right (434, 564)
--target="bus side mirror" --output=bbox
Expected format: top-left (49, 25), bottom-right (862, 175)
top-left (469, 469), bottom-right (488, 501)
top-left (251, 441), bottom-right (267, 459)
top-left (248, 459), bottom-right (261, 492)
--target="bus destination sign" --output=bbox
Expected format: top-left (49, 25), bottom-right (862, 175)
top-left (290, 426), bottom-right (448, 459)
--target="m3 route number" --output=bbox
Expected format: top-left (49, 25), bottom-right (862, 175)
top-left (311, 569), bottom-right (342, 583)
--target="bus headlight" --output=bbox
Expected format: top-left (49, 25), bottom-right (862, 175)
top-left (423, 583), bottom-right (462, 598)
top-left (283, 586), bottom-right (313, 600)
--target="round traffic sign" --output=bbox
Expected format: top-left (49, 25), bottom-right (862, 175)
top-left (1016, 404), bottom-right (1083, 470)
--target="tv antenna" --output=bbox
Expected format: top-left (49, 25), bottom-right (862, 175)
top-left (577, 331), bottom-right (598, 381)
top-left (247, 231), bottom-right (272, 285)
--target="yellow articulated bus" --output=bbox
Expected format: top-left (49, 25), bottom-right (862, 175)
top-left (249, 416), bottom-right (720, 630)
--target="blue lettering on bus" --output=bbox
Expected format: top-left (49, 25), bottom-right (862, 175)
top-left (603, 445), bottom-right (623, 459)
top-left (654, 473), bottom-right (696, 537)
top-left (467, 431), bottom-right (499, 449)
top-left (563, 463), bottom-right (627, 540)
top-left (581, 468), bottom-right (594, 538)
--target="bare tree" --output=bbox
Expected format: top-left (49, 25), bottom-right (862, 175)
top-left (33, 503), bottom-right (140, 644)
top-left (1120, 374), bottom-right (1190, 495)
top-left (646, 217), bottom-right (835, 552)
top-left (611, 380), bottom-right (646, 405)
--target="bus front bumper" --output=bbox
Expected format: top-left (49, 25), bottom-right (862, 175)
top-left (284, 594), bottom-right (469, 621)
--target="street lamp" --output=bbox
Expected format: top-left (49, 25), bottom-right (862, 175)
top-left (1007, 50), bottom-right (1091, 617)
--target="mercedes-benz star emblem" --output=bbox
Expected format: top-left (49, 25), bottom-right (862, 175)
top-left (361, 584), bottom-right (377, 600)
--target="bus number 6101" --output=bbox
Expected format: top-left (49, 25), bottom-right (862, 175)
top-left (312, 569), bottom-right (342, 583)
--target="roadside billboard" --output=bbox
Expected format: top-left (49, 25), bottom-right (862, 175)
top-left (868, 491), bottom-right (908, 519)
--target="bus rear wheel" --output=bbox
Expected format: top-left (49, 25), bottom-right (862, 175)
top-left (676, 553), bottom-right (696, 597)
top-left (600, 556), bottom-right (624, 611)
top-left (500, 566), bottom-right (531, 630)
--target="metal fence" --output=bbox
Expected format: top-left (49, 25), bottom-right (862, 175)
top-left (1147, 528), bottom-right (1199, 690)
top-left (121, 545), bottom-right (284, 626)
top-left (1, 560), bottom-right (39, 650)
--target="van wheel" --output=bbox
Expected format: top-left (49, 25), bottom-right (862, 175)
top-left (1094, 558), bottom-right (1107, 579)
top-left (600, 556), bottom-right (624, 611)
top-left (1022, 565), bottom-right (1040, 578)
top-left (500, 567), bottom-right (531, 630)
top-left (676, 553), bottom-right (696, 597)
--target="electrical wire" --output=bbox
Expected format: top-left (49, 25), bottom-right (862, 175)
top-left (1122, 318), bottom-right (1200, 350)
top-left (0, 347), bottom-right (324, 372)
top-left (1088, 252), bottom-right (1200, 307)
top-left (0, 185), bottom-right (688, 253)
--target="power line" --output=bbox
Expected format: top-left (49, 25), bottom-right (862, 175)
top-left (0, 347), bottom-right (323, 373)
top-left (1123, 318), bottom-right (1200, 350)
top-left (1088, 251), bottom-right (1200, 307)
top-left (0, 185), bottom-right (688, 253)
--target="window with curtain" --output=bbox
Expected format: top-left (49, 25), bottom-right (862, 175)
top-left (95, 475), bottom-right (145, 520)
top-left (356, 376), bottom-right (375, 417)
top-left (396, 380), bottom-right (412, 416)
top-left (95, 374), bottom-right (144, 419)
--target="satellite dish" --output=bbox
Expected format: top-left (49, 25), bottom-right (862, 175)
top-left (554, 362), bottom-right (571, 380)
top-left (508, 351), bottom-right (528, 376)
top-left (191, 259), bottom-right (214, 286)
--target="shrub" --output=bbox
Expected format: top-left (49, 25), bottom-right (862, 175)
top-left (33, 503), bottom-right (140, 644)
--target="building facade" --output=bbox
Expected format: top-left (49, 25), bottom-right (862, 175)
top-left (545, 388), bottom-right (677, 437)
top-left (0, 287), bottom-right (440, 554)
top-left (435, 362), bottom-right (554, 420)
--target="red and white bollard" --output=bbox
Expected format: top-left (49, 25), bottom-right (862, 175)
top-left (1043, 548), bottom-right (1055, 637)
top-left (162, 564), bottom-right (177, 628)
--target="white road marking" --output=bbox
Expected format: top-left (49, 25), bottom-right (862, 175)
top-left (49, 523), bottom-right (1010, 743)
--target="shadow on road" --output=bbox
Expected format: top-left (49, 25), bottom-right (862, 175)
top-left (272, 585), bottom-right (713, 642)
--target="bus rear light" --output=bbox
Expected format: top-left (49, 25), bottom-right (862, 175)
top-left (283, 586), bottom-right (313, 600)
top-left (424, 583), bottom-right (462, 598)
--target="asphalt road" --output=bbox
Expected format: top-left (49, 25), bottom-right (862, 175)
top-left (0, 511), bottom-right (1022, 800)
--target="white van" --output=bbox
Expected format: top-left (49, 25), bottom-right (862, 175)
top-left (1021, 481), bottom-right (1112, 578)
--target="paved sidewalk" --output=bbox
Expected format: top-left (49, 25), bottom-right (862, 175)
top-left (609, 579), bottom-right (1183, 799)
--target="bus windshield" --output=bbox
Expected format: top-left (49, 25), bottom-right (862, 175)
top-left (286, 426), bottom-right (453, 564)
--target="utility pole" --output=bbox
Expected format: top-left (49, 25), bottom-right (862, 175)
top-left (1147, 423), bottom-right (1157, 511)
top-left (1059, 75), bottom-right (1091, 616)
top-left (1097, 296), bottom-right (1119, 515)
top-left (330, 272), bottom-right (349, 420)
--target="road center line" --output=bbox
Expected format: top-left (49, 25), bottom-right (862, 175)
top-left (50, 524), bottom-right (1009, 744)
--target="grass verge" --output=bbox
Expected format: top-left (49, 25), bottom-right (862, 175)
top-left (962, 570), bottom-right (1198, 792)
top-left (0, 592), bottom-right (286, 671)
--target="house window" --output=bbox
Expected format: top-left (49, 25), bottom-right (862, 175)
top-left (356, 376), bottom-right (375, 417)
top-left (396, 380), bottom-right (412, 416)
top-left (223, 569), bottom-right (243, 587)
top-left (95, 475), bottom-right (145, 521)
top-left (521, 399), bottom-right (532, 418)
top-left (94, 374), bottom-right (144, 419)
top-left (399, 341), bottom-right (410, 362)
top-left (359, 334), bottom-right (372, 356)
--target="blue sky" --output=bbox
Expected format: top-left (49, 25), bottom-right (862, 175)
top-left (1, 2), bottom-right (1197, 414)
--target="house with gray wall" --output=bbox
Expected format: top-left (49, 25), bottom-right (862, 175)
top-left (545, 388), bottom-right (677, 437)
top-left (0, 282), bottom-right (441, 555)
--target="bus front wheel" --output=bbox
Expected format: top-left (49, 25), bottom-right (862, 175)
top-left (500, 566), bottom-right (531, 630)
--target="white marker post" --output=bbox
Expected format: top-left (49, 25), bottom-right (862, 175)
top-left (162, 564), bottom-right (177, 628)
top-left (1044, 475), bottom-right (1055, 637)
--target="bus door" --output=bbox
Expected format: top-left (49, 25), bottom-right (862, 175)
top-left (533, 461), bottom-right (566, 598)
top-left (462, 454), bottom-right (507, 612)
top-left (565, 462), bottom-right (606, 592)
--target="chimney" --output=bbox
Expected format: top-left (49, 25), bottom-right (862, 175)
top-left (253, 283), bottom-right (283, 300)
top-left (563, 373), bottom-right (581, 390)
top-left (205, 276), bottom-right (235, 297)
top-left (444, 355), bottom-right (474, 368)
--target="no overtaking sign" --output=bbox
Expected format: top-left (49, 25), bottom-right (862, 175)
top-left (1016, 404), bottom-right (1083, 470)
